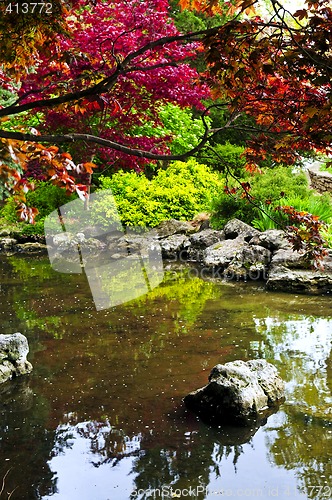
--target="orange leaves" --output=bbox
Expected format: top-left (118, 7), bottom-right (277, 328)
top-left (178, 0), bottom-right (223, 15)
top-left (81, 162), bottom-right (96, 174)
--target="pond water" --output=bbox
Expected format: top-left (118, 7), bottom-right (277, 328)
top-left (0, 254), bottom-right (331, 500)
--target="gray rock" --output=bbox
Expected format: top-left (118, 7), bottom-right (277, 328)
top-left (160, 234), bottom-right (191, 259)
top-left (188, 229), bottom-right (225, 261)
top-left (269, 248), bottom-right (309, 269)
top-left (0, 333), bottom-right (33, 384)
top-left (16, 242), bottom-right (48, 253)
top-left (0, 229), bottom-right (11, 237)
top-left (109, 233), bottom-right (160, 259)
top-left (225, 244), bottom-right (272, 280)
top-left (151, 219), bottom-right (196, 238)
top-left (189, 229), bottom-right (224, 249)
top-left (0, 237), bottom-right (17, 250)
top-left (267, 266), bottom-right (332, 294)
top-left (202, 237), bottom-right (246, 269)
top-left (223, 218), bottom-right (260, 241)
top-left (53, 232), bottom-right (71, 246)
top-left (184, 359), bottom-right (285, 426)
top-left (249, 229), bottom-right (290, 251)
top-left (266, 248), bottom-right (332, 293)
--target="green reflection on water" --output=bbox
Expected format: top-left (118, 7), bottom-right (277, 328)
top-left (0, 254), bottom-right (331, 499)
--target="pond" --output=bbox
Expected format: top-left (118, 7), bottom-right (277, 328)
top-left (0, 254), bottom-right (331, 500)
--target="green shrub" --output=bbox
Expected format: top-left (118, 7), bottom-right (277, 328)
top-left (210, 166), bottom-right (312, 228)
top-left (252, 193), bottom-right (332, 231)
top-left (26, 181), bottom-right (77, 219)
top-left (0, 182), bottom-right (77, 236)
top-left (133, 103), bottom-right (212, 157)
top-left (91, 159), bottom-right (223, 228)
top-left (321, 224), bottom-right (332, 248)
top-left (202, 142), bottom-right (247, 178)
top-left (0, 197), bottom-right (20, 223)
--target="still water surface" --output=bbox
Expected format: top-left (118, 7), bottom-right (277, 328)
top-left (0, 255), bottom-right (331, 499)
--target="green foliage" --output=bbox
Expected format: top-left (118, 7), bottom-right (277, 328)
top-left (252, 194), bottom-right (332, 231)
top-left (321, 224), bottom-right (332, 249)
top-left (25, 181), bottom-right (77, 219)
top-left (0, 197), bottom-right (19, 223)
top-left (0, 181), bottom-right (77, 235)
top-left (319, 161), bottom-right (332, 172)
top-left (251, 204), bottom-right (288, 231)
top-left (92, 159), bottom-right (223, 228)
top-left (210, 166), bottom-right (311, 228)
top-left (136, 104), bottom-right (211, 156)
top-left (202, 142), bottom-right (246, 177)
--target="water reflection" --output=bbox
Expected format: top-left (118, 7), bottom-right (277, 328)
top-left (0, 255), bottom-right (331, 499)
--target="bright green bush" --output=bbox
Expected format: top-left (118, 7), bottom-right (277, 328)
top-left (91, 159), bottom-right (223, 228)
top-left (210, 166), bottom-right (311, 228)
top-left (135, 103), bottom-right (211, 156)
top-left (202, 142), bottom-right (246, 178)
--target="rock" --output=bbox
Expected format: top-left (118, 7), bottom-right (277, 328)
top-left (0, 237), bottom-right (18, 250)
top-left (160, 234), bottom-right (191, 259)
top-left (54, 235), bottom-right (105, 253)
top-left (269, 248), bottom-right (309, 269)
top-left (202, 237), bottom-right (246, 269)
top-left (151, 219), bottom-right (196, 239)
top-left (0, 333), bottom-right (33, 384)
top-left (184, 359), bottom-right (285, 426)
top-left (0, 229), bottom-right (11, 237)
top-left (109, 232), bottom-right (160, 258)
top-left (225, 244), bottom-right (272, 280)
top-left (267, 266), bottom-right (332, 293)
top-left (16, 242), bottom-right (48, 253)
top-left (188, 229), bottom-right (225, 261)
top-left (223, 218), bottom-right (260, 241)
top-left (249, 229), bottom-right (290, 251)
top-left (52, 232), bottom-right (71, 246)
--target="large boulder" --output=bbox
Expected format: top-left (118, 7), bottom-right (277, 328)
top-left (160, 234), bottom-right (191, 259)
top-left (184, 359), bottom-right (285, 426)
top-left (223, 219), bottom-right (260, 241)
top-left (202, 237), bottom-right (247, 269)
top-left (0, 333), bottom-right (33, 384)
top-left (249, 229), bottom-right (290, 251)
top-left (188, 229), bottom-right (225, 261)
top-left (266, 249), bottom-right (332, 293)
top-left (225, 244), bottom-right (272, 280)
top-left (151, 219), bottom-right (196, 239)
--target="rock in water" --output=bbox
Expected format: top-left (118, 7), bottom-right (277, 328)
top-left (0, 333), bottom-right (33, 384)
top-left (184, 359), bottom-right (285, 426)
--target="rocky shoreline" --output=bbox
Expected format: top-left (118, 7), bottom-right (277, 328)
top-left (1, 218), bottom-right (332, 294)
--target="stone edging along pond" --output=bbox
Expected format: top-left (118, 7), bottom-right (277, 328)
top-left (1, 217), bottom-right (332, 294)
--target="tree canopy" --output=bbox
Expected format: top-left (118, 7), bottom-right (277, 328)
top-left (0, 0), bottom-right (331, 229)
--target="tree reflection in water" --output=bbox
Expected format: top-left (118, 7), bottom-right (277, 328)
top-left (0, 255), bottom-right (331, 499)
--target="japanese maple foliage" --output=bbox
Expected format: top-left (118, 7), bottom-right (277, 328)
top-left (14, 0), bottom-right (209, 170)
top-left (0, 0), bottom-right (210, 218)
